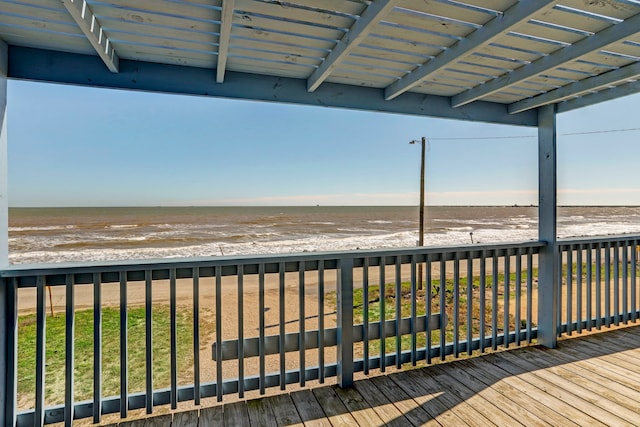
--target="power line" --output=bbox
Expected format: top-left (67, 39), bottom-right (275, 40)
top-left (427, 127), bottom-right (640, 141)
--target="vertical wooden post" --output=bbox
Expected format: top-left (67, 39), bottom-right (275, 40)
top-left (537, 104), bottom-right (558, 348)
top-left (0, 40), bottom-right (14, 427)
top-left (337, 257), bottom-right (354, 388)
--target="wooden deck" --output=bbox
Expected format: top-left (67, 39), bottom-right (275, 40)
top-left (118, 325), bottom-right (640, 426)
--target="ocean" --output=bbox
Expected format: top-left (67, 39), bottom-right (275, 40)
top-left (9, 206), bottom-right (640, 265)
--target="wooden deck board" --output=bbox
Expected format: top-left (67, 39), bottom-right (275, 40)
top-left (114, 325), bottom-right (640, 427)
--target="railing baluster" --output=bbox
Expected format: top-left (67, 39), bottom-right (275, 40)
top-left (467, 251), bottom-right (473, 356)
top-left (466, 251), bottom-right (473, 355)
top-left (526, 250), bottom-right (533, 344)
top-left (5, 278), bottom-right (18, 427)
top-left (193, 267), bottom-right (200, 404)
top-left (425, 255), bottom-right (432, 364)
top-left (119, 271), bottom-right (128, 418)
top-left (93, 273), bottom-right (102, 423)
top-left (258, 264), bottom-right (266, 395)
top-left (410, 254), bottom-right (417, 366)
top-left (170, 268), bottom-right (177, 408)
top-left (576, 246), bottom-right (583, 334)
top-left (632, 241), bottom-right (638, 322)
top-left (491, 252), bottom-right (498, 351)
top-left (622, 242), bottom-right (628, 324)
top-left (479, 251), bottom-right (486, 353)
top-left (237, 264), bottom-right (244, 398)
top-left (566, 248), bottom-right (573, 336)
top-left (318, 260), bottom-right (326, 382)
top-left (586, 246), bottom-right (593, 331)
top-left (145, 270), bottom-right (153, 414)
top-left (279, 262), bottom-right (286, 390)
top-left (515, 248), bottom-right (522, 347)
top-left (614, 242), bottom-right (620, 326)
top-left (596, 243), bottom-right (602, 330)
top-left (35, 275), bottom-right (46, 427)
top-left (215, 266), bottom-right (223, 402)
top-left (65, 274), bottom-right (75, 427)
top-left (379, 258), bottom-right (386, 372)
top-left (299, 261), bottom-right (306, 387)
top-left (503, 251), bottom-right (510, 349)
top-left (395, 256), bottom-right (402, 369)
top-left (453, 252), bottom-right (460, 357)
top-left (605, 242), bottom-right (611, 328)
top-left (440, 256), bottom-right (446, 361)
top-left (362, 257), bottom-right (369, 375)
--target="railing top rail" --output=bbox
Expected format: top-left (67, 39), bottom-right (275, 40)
top-left (558, 234), bottom-right (640, 247)
top-left (0, 240), bottom-right (546, 280)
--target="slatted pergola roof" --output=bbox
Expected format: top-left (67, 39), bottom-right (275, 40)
top-left (1, 0), bottom-right (640, 126)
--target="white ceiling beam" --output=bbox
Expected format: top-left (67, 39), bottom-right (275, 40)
top-left (556, 79), bottom-right (640, 114)
top-left (452, 12), bottom-right (640, 108)
top-left (509, 61), bottom-right (640, 114)
top-left (217, 0), bottom-right (236, 83)
top-left (307, 0), bottom-right (398, 92)
top-left (384, 0), bottom-right (556, 101)
top-left (61, 0), bottom-right (119, 73)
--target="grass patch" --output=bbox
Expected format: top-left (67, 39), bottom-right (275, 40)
top-left (17, 305), bottom-right (213, 407)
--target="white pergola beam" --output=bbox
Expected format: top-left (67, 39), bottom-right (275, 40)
top-left (216, 0), bottom-right (236, 83)
top-left (307, 0), bottom-right (398, 92)
top-left (384, 0), bottom-right (556, 101)
top-left (452, 12), bottom-right (640, 108)
top-left (556, 78), bottom-right (640, 114)
top-left (509, 61), bottom-right (640, 114)
top-left (62, 0), bottom-right (119, 73)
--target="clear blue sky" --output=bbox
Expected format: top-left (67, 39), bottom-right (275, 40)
top-left (7, 79), bottom-right (640, 207)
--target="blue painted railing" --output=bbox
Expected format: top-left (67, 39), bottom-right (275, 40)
top-left (2, 237), bottom-right (639, 426)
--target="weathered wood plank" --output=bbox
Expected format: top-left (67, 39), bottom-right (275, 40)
top-left (290, 389), bottom-right (331, 427)
top-left (333, 385), bottom-right (385, 427)
top-left (312, 387), bottom-right (359, 427)
top-left (477, 354), bottom-right (607, 427)
top-left (267, 393), bottom-right (304, 427)
top-left (369, 374), bottom-right (436, 426)
top-left (518, 347), bottom-right (640, 416)
top-left (172, 409), bottom-right (199, 427)
top-left (235, 0), bottom-right (355, 29)
top-left (223, 401), bottom-right (250, 427)
top-left (427, 363), bottom-right (529, 427)
top-left (246, 397), bottom-right (278, 426)
top-left (199, 405), bottom-right (224, 427)
top-left (387, 370), bottom-right (468, 426)
top-left (491, 352), bottom-right (636, 427)
top-left (352, 378), bottom-right (413, 427)
top-left (405, 368), bottom-right (499, 427)
top-left (398, 0), bottom-right (496, 26)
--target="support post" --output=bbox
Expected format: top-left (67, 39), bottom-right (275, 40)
top-left (337, 256), bottom-right (354, 388)
top-left (537, 104), bottom-right (558, 348)
top-left (0, 39), bottom-right (15, 427)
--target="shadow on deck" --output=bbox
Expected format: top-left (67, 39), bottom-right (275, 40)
top-left (110, 324), bottom-right (640, 426)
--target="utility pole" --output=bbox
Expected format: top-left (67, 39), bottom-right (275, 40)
top-left (410, 136), bottom-right (426, 290)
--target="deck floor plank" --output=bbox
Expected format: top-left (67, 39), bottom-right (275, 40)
top-left (428, 362), bottom-right (543, 427)
top-left (405, 368), bottom-right (500, 427)
top-left (491, 352), bottom-right (636, 427)
top-left (518, 346), bottom-right (640, 416)
top-left (268, 393), bottom-right (304, 427)
top-left (369, 373), bottom-right (438, 426)
top-left (223, 401), bottom-right (250, 427)
top-left (312, 386), bottom-right (359, 427)
top-left (115, 326), bottom-right (640, 427)
top-left (246, 397), bottom-right (278, 426)
top-left (352, 377), bottom-right (414, 427)
top-left (388, 366), bottom-right (469, 426)
top-left (172, 409), bottom-right (198, 427)
top-left (290, 389), bottom-right (331, 427)
top-left (199, 405), bottom-right (224, 427)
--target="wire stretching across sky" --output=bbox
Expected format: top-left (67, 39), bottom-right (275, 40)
top-left (428, 127), bottom-right (640, 141)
